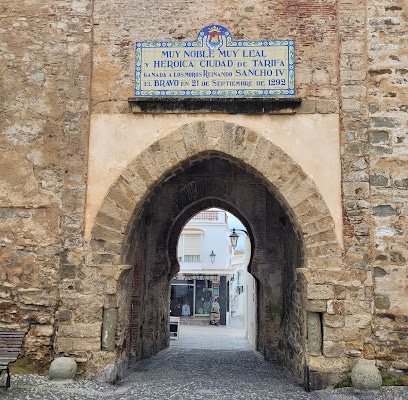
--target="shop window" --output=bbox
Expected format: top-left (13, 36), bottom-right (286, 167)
top-left (195, 280), bottom-right (212, 314)
top-left (171, 278), bottom-right (220, 317)
top-left (170, 280), bottom-right (194, 316)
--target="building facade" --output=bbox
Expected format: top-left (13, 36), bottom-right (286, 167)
top-left (229, 237), bottom-right (257, 348)
top-left (1, 0), bottom-right (407, 389)
top-left (171, 208), bottom-right (236, 325)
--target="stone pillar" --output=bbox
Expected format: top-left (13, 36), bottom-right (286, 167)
top-left (308, 312), bottom-right (322, 356)
top-left (101, 309), bottom-right (118, 351)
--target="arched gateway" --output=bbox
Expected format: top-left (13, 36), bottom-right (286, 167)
top-left (81, 120), bottom-right (343, 387)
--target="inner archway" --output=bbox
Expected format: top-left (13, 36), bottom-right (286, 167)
top-left (170, 208), bottom-right (250, 328)
top-left (87, 120), bottom-right (343, 385)
top-left (127, 155), bottom-right (304, 370)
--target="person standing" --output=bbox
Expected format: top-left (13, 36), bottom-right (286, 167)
top-left (211, 298), bottom-right (220, 313)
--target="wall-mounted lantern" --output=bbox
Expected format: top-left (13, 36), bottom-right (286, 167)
top-left (229, 228), bottom-right (248, 249)
top-left (209, 250), bottom-right (216, 263)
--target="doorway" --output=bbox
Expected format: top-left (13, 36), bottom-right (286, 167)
top-left (124, 153), bottom-right (305, 379)
top-left (86, 120), bottom-right (343, 385)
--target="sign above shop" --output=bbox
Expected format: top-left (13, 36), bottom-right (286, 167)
top-left (134, 25), bottom-right (295, 97)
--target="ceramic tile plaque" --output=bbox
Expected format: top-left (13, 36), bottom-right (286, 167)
top-left (135, 25), bottom-right (295, 97)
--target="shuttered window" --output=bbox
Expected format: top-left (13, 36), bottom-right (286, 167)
top-left (178, 233), bottom-right (202, 262)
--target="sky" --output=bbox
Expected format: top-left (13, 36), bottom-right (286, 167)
top-left (227, 212), bottom-right (245, 230)
top-left (185, 208), bottom-right (247, 250)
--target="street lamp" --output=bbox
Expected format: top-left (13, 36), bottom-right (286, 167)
top-left (209, 250), bottom-right (216, 263)
top-left (229, 228), bottom-right (248, 249)
top-left (229, 229), bottom-right (239, 249)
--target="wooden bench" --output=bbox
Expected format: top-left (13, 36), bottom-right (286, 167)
top-left (0, 330), bottom-right (27, 388)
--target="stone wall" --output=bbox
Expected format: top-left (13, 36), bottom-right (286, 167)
top-left (0, 0), bottom-right (407, 387)
top-left (338, 0), bottom-right (408, 374)
top-left (367, 1), bottom-right (408, 372)
top-left (288, 0), bottom-right (408, 382)
top-left (0, 0), bottom-right (92, 366)
top-left (91, 0), bottom-right (339, 105)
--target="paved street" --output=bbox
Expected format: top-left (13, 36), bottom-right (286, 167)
top-left (1, 317), bottom-right (407, 399)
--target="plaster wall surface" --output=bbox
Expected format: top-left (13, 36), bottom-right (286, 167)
top-left (86, 113), bottom-right (342, 243)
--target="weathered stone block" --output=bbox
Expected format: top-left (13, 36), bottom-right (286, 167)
top-left (304, 230), bottom-right (337, 247)
top-left (325, 326), bottom-right (363, 342)
top-left (343, 182), bottom-right (370, 198)
top-left (368, 103), bottom-right (380, 113)
top-left (327, 300), bottom-right (345, 315)
top-left (308, 355), bottom-right (349, 375)
top-left (372, 204), bottom-right (396, 217)
top-left (323, 341), bottom-right (345, 357)
top-left (91, 223), bottom-right (123, 245)
top-left (370, 145), bottom-right (393, 156)
top-left (104, 277), bottom-right (118, 295)
top-left (96, 212), bottom-right (127, 234)
top-left (374, 267), bottom-right (387, 278)
top-left (392, 360), bottom-right (408, 371)
top-left (395, 178), bottom-right (408, 189)
top-left (315, 99), bottom-right (339, 114)
top-left (297, 99), bottom-right (315, 114)
top-left (341, 70), bottom-right (366, 81)
top-left (343, 171), bottom-right (369, 182)
top-left (308, 312), bottom-right (322, 356)
top-left (57, 310), bottom-right (72, 324)
top-left (56, 337), bottom-right (74, 352)
top-left (374, 295), bottom-right (391, 310)
top-left (369, 117), bottom-right (400, 128)
top-left (345, 315), bottom-right (372, 329)
top-left (323, 314), bottom-right (344, 328)
top-left (305, 300), bottom-right (327, 312)
top-left (343, 85), bottom-right (367, 98)
top-left (370, 130), bottom-right (389, 144)
top-left (59, 323), bottom-right (102, 338)
top-left (307, 285), bottom-right (334, 300)
top-left (31, 324), bottom-right (54, 337)
top-left (71, 337), bottom-right (101, 352)
top-left (102, 308), bottom-right (118, 351)
top-left (342, 99), bottom-right (361, 112)
top-left (370, 174), bottom-right (389, 187)
top-left (307, 370), bottom-right (343, 391)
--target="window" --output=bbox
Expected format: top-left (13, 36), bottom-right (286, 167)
top-left (177, 232), bottom-right (203, 262)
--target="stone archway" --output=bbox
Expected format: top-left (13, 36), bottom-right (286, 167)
top-left (84, 120), bottom-right (343, 384)
top-left (91, 120), bottom-right (341, 264)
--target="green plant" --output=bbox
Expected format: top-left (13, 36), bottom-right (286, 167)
top-left (334, 374), bottom-right (352, 388)
top-left (380, 371), bottom-right (407, 387)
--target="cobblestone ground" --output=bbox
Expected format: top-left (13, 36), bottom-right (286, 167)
top-left (1, 319), bottom-right (407, 399)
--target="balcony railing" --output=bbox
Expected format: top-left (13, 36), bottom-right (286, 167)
top-left (183, 255), bottom-right (201, 262)
top-left (191, 210), bottom-right (223, 222)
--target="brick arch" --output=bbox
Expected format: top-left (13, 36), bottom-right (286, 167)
top-left (90, 119), bottom-right (342, 268)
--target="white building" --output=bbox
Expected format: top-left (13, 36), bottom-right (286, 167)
top-left (171, 207), bottom-right (256, 342)
top-left (171, 208), bottom-right (238, 325)
top-left (228, 237), bottom-right (256, 348)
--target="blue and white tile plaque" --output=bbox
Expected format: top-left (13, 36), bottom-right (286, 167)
top-left (135, 25), bottom-right (295, 97)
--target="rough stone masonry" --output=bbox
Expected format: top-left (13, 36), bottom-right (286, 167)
top-left (0, 0), bottom-right (407, 389)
